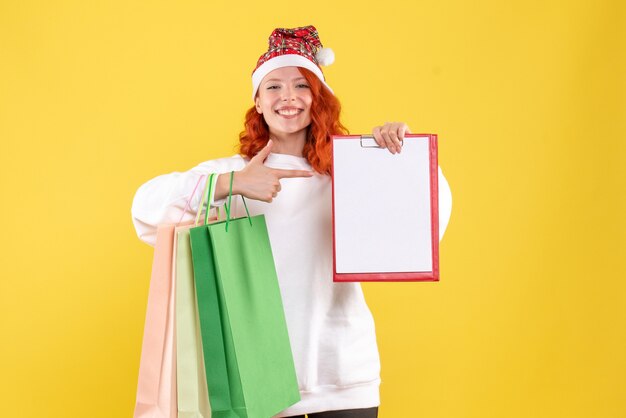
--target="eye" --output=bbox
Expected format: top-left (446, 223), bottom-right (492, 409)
top-left (296, 83), bottom-right (310, 89)
top-left (266, 85), bottom-right (280, 90)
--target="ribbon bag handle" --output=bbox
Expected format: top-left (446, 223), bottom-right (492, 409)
top-left (225, 171), bottom-right (252, 232)
top-left (193, 173), bottom-right (216, 227)
top-left (177, 174), bottom-right (207, 226)
top-left (202, 173), bottom-right (227, 225)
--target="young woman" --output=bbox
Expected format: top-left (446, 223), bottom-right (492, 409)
top-left (132, 26), bottom-right (452, 418)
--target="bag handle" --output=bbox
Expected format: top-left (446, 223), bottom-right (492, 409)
top-left (199, 173), bottom-right (213, 226)
top-left (225, 171), bottom-right (252, 232)
top-left (194, 173), bottom-right (216, 226)
top-left (177, 174), bottom-right (206, 225)
top-left (201, 173), bottom-right (227, 225)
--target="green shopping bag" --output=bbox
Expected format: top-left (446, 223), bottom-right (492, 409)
top-left (190, 172), bottom-right (300, 418)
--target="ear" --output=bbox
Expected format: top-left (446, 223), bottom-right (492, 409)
top-left (255, 96), bottom-right (262, 114)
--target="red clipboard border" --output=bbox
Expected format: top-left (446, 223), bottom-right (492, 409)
top-left (331, 134), bottom-right (439, 282)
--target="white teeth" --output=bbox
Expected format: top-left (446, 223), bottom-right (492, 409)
top-left (276, 109), bottom-right (301, 116)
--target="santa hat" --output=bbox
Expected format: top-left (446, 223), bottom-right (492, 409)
top-left (251, 25), bottom-right (335, 100)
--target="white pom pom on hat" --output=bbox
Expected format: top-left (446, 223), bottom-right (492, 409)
top-left (315, 47), bottom-right (335, 66)
top-left (251, 25), bottom-right (335, 100)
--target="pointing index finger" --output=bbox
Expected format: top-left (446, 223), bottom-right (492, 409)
top-left (252, 139), bottom-right (273, 163)
top-left (273, 168), bottom-right (315, 179)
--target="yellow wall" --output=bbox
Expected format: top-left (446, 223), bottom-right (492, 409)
top-left (1, 1), bottom-right (624, 417)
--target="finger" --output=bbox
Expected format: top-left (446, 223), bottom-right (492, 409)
top-left (398, 124), bottom-right (407, 142)
top-left (260, 192), bottom-right (273, 203)
top-left (389, 129), bottom-right (401, 147)
top-left (372, 126), bottom-right (386, 148)
top-left (251, 139), bottom-right (273, 163)
top-left (388, 127), bottom-right (402, 154)
top-left (398, 123), bottom-right (410, 153)
top-left (380, 128), bottom-right (396, 154)
top-left (274, 169), bottom-right (315, 179)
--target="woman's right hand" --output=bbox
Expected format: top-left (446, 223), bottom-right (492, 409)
top-left (214, 140), bottom-right (314, 203)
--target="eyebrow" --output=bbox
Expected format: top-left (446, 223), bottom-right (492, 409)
top-left (263, 77), bottom-right (307, 84)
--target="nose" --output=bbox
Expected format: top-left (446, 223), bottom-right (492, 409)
top-left (281, 85), bottom-right (296, 101)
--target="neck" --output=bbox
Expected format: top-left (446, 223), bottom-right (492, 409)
top-left (268, 130), bottom-right (307, 157)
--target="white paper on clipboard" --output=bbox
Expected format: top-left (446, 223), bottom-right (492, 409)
top-left (332, 134), bottom-right (438, 281)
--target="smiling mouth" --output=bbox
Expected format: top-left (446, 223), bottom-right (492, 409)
top-left (275, 108), bottom-right (303, 116)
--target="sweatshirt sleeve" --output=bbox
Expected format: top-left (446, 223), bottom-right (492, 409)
top-left (438, 166), bottom-right (453, 241)
top-left (131, 155), bottom-right (246, 246)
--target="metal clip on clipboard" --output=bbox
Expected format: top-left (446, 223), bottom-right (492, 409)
top-left (359, 135), bottom-right (404, 148)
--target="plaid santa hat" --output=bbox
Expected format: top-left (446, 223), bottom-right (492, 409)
top-left (251, 25), bottom-right (335, 100)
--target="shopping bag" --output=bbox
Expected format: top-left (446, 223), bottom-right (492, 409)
top-left (175, 174), bottom-right (218, 418)
top-left (176, 224), bottom-right (219, 418)
top-left (190, 173), bottom-right (300, 418)
top-left (134, 174), bottom-right (207, 418)
top-left (134, 225), bottom-right (178, 418)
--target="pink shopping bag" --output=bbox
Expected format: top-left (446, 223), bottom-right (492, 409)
top-left (133, 225), bottom-right (178, 418)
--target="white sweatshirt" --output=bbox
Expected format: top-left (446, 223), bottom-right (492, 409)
top-left (131, 153), bottom-right (452, 417)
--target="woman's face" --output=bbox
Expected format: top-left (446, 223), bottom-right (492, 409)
top-left (255, 66), bottom-right (313, 139)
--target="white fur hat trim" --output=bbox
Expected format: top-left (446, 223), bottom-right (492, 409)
top-left (251, 54), bottom-right (334, 101)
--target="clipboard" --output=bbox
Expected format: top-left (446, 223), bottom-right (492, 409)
top-left (331, 134), bottom-right (439, 282)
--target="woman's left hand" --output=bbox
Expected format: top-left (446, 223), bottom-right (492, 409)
top-left (372, 122), bottom-right (411, 154)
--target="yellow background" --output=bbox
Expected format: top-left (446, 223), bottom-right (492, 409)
top-left (1, 1), bottom-right (624, 417)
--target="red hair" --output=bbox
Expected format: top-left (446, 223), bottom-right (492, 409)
top-left (238, 67), bottom-right (348, 175)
